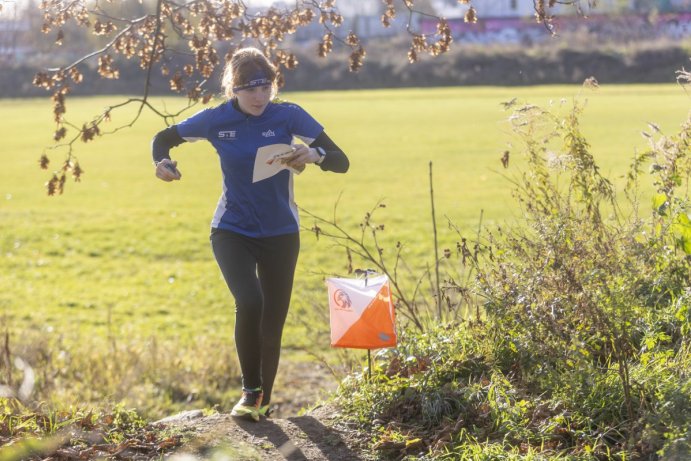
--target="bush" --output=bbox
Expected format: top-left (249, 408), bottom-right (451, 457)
top-left (476, 96), bottom-right (690, 455)
top-left (332, 94), bottom-right (690, 459)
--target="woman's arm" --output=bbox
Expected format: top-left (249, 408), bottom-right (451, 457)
top-left (152, 126), bottom-right (186, 163)
top-left (309, 131), bottom-right (349, 173)
top-left (152, 125), bottom-right (186, 181)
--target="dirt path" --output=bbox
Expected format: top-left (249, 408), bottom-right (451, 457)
top-left (159, 405), bottom-right (370, 461)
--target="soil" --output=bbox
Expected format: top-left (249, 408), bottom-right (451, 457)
top-left (156, 360), bottom-right (374, 461)
top-left (158, 405), bottom-right (371, 461)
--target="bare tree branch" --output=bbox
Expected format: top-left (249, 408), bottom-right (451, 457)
top-left (31, 0), bottom-right (585, 194)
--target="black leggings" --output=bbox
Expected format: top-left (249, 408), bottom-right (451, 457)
top-left (210, 228), bottom-right (300, 406)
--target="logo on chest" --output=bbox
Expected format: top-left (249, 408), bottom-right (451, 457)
top-left (218, 130), bottom-right (236, 140)
top-left (262, 129), bottom-right (276, 138)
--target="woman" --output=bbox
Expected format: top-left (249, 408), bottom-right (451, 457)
top-left (151, 47), bottom-right (349, 421)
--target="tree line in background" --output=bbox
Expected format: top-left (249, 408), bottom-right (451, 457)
top-left (1, 39), bottom-right (689, 99)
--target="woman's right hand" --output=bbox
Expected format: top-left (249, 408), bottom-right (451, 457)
top-left (155, 159), bottom-right (182, 182)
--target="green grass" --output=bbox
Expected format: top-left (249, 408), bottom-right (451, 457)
top-left (0, 84), bottom-right (689, 416)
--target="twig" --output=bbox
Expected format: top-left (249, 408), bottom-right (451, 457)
top-left (429, 161), bottom-right (442, 320)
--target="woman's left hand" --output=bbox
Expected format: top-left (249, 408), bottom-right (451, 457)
top-left (284, 144), bottom-right (320, 169)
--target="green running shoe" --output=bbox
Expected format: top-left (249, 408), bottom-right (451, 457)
top-left (231, 388), bottom-right (263, 422)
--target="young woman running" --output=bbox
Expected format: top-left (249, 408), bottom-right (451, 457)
top-left (151, 47), bottom-right (349, 421)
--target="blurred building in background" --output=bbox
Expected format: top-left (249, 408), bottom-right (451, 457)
top-left (283, 0), bottom-right (691, 43)
top-left (287, 0), bottom-right (691, 44)
top-left (419, 0), bottom-right (691, 45)
top-left (0, 1), bottom-right (30, 65)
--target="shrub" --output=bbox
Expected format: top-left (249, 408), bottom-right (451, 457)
top-left (475, 97), bottom-right (690, 456)
top-left (332, 94), bottom-right (690, 459)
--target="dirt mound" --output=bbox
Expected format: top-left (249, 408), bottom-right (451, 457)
top-left (159, 405), bottom-right (369, 461)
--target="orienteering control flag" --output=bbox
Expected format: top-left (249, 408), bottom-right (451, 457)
top-left (327, 274), bottom-right (397, 349)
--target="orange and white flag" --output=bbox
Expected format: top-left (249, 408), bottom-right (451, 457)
top-left (327, 274), bottom-right (397, 349)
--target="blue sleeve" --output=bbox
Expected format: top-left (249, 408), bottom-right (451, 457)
top-left (286, 104), bottom-right (324, 144)
top-left (176, 107), bottom-right (215, 142)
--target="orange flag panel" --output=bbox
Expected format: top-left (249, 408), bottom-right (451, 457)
top-left (327, 275), bottom-right (397, 349)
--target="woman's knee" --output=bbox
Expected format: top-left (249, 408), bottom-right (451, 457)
top-left (234, 295), bottom-right (263, 314)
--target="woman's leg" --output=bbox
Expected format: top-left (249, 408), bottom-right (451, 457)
top-left (210, 229), bottom-right (264, 391)
top-left (256, 232), bottom-right (300, 406)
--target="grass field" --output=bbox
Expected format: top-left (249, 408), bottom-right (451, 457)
top-left (0, 84), bottom-right (689, 417)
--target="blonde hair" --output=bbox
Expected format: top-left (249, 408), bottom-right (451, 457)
top-left (221, 47), bottom-right (278, 99)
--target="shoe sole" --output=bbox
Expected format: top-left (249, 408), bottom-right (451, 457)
top-left (231, 412), bottom-right (260, 422)
top-left (231, 407), bottom-right (260, 422)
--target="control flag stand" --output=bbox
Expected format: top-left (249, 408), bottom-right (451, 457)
top-left (326, 269), bottom-right (397, 380)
